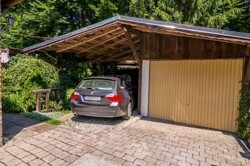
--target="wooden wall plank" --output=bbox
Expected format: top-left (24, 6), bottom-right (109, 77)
top-left (140, 32), bottom-right (246, 60)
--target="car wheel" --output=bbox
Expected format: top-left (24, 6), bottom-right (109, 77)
top-left (122, 101), bottom-right (132, 120)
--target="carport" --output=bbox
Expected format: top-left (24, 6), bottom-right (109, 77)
top-left (23, 15), bottom-right (250, 132)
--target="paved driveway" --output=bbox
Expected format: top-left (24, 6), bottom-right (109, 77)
top-left (0, 117), bottom-right (249, 166)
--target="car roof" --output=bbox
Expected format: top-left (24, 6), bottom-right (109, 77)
top-left (83, 76), bottom-right (120, 81)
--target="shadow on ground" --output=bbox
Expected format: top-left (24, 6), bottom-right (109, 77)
top-left (230, 134), bottom-right (250, 160)
top-left (3, 113), bottom-right (56, 143)
top-left (71, 115), bottom-right (124, 126)
top-left (70, 109), bottom-right (139, 125)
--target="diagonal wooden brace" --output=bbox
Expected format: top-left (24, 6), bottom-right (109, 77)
top-left (123, 27), bottom-right (142, 66)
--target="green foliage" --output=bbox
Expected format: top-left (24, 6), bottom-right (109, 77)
top-left (22, 111), bottom-right (70, 125)
top-left (47, 119), bottom-right (61, 125)
top-left (129, 0), bottom-right (244, 28)
top-left (23, 111), bottom-right (50, 121)
top-left (90, 0), bottom-right (118, 21)
top-left (2, 55), bottom-right (59, 113)
top-left (237, 85), bottom-right (250, 140)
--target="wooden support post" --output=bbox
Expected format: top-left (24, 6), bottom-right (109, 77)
top-left (45, 92), bottom-right (50, 112)
top-left (123, 27), bottom-right (142, 113)
top-left (36, 93), bottom-right (41, 112)
top-left (137, 65), bottom-right (142, 114)
top-left (244, 45), bottom-right (250, 84)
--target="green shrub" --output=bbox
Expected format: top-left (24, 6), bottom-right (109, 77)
top-left (237, 85), bottom-right (250, 140)
top-left (2, 55), bottom-right (59, 113)
top-left (2, 54), bottom-right (95, 113)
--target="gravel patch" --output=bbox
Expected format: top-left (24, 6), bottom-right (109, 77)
top-left (62, 111), bottom-right (139, 133)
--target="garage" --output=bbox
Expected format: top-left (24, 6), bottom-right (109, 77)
top-left (143, 60), bottom-right (243, 131)
top-left (23, 15), bottom-right (250, 132)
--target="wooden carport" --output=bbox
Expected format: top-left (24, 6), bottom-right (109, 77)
top-left (23, 15), bottom-right (250, 131)
top-left (23, 15), bottom-right (250, 80)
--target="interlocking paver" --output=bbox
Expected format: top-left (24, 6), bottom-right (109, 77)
top-left (42, 154), bottom-right (56, 163)
top-left (123, 154), bottom-right (136, 162)
top-left (50, 159), bottom-right (65, 166)
top-left (21, 154), bottom-right (37, 163)
top-left (113, 151), bottom-right (125, 158)
top-left (123, 149), bottom-right (134, 155)
top-left (102, 153), bottom-right (114, 160)
top-left (177, 160), bottom-right (192, 166)
top-left (111, 157), bottom-right (126, 165)
top-left (1, 118), bottom-right (249, 166)
top-left (144, 156), bottom-right (157, 164)
top-left (28, 159), bottom-right (44, 166)
top-left (186, 157), bottom-right (200, 165)
top-left (122, 161), bottom-right (137, 166)
top-left (133, 152), bottom-right (145, 159)
top-left (5, 158), bottom-right (22, 166)
top-left (155, 160), bottom-right (171, 166)
top-left (64, 155), bottom-right (78, 162)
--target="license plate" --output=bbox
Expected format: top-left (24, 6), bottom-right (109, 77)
top-left (84, 96), bottom-right (101, 101)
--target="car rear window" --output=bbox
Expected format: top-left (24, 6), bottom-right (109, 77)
top-left (78, 79), bottom-right (115, 91)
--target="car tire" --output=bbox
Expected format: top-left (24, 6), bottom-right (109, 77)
top-left (122, 101), bottom-right (132, 120)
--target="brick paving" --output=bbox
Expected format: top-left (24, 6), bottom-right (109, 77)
top-left (0, 118), bottom-right (249, 166)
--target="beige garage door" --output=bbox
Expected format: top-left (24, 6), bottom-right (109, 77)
top-left (149, 59), bottom-right (243, 131)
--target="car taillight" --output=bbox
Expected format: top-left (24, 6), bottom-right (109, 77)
top-left (106, 93), bottom-right (122, 102)
top-left (71, 92), bottom-right (80, 100)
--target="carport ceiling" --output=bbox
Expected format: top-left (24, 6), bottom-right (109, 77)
top-left (23, 15), bottom-right (250, 62)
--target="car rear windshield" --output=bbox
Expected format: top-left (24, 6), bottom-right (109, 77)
top-left (78, 79), bottom-right (115, 91)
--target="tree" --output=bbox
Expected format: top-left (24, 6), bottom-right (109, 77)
top-left (224, 0), bottom-right (250, 32)
top-left (129, 0), bottom-right (244, 29)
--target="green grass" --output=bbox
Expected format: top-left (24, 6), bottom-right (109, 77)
top-left (46, 119), bottom-right (61, 125)
top-left (21, 110), bottom-right (70, 125)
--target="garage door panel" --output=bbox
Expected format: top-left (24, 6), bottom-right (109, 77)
top-left (149, 59), bottom-right (243, 131)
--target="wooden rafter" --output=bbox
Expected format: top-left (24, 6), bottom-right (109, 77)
top-left (88, 38), bottom-right (128, 57)
top-left (56, 27), bottom-right (121, 53)
top-left (106, 49), bottom-right (132, 60)
top-left (76, 32), bottom-right (125, 55)
top-left (90, 46), bottom-right (129, 59)
top-left (87, 38), bottom-right (139, 60)
top-left (123, 27), bottom-right (141, 66)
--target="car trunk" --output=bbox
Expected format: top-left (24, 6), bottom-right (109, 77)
top-left (75, 88), bottom-right (114, 106)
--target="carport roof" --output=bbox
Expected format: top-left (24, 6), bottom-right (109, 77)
top-left (23, 15), bottom-right (250, 61)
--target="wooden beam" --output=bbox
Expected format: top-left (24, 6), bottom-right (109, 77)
top-left (123, 27), bottom-right (142, 66)
top-left (83, 56), bottom-right (133, 63)
top-left (76, 32), bottom-right (125, 55)
top-left (2, 0), bottom-right (23, 10)
top-left (129, 24), bottom-right (250, 45)
top-left (56, 28), bottom-right (121, 53)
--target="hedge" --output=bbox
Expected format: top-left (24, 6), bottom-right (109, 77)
top-left (237, 85), bottom-right (250, 140)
